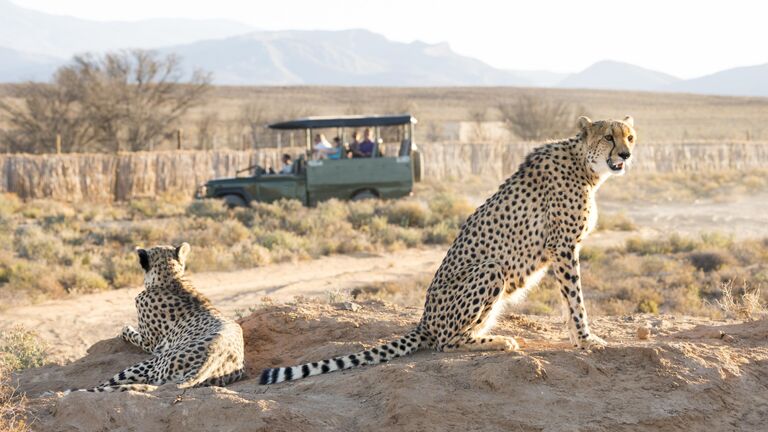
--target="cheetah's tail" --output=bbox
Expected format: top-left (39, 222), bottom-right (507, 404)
top-left (61, 384), bottom-right (159, 394)
top-left (259, 328), bottom-right (425, 385)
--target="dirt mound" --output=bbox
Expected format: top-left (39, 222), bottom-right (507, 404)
top-left (15, 301), bottom-right (768, 432)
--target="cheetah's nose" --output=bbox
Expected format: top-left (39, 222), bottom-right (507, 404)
top-left (618, 151), bottom-right (631, 160)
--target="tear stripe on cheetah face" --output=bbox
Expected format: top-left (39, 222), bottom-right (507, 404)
top-left (259, 116), bottom-right (635, 385)
top-left (60, 243), bottom-right (245, 394)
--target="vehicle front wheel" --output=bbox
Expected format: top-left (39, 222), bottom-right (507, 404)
top-left (351, 190), bottom-right (377, 201)
top-left (221, 194), bottom-right (247, 208)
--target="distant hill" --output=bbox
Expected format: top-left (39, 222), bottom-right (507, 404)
top-left (557, 60), bottom-right (681, 91)
top-left (0, 0), bottom-right (253, 58)
top-left (666, 63), bottom-right (768, 97)
top-left (0, 0), bottom-right (766, 96)
top-left (0, 46), bottom-right (60, 82)
top-left (162, 29), bottom-right (532, 86)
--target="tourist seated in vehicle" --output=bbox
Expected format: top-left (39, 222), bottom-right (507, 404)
top-left (326, 136), bottom-right (343, 160)
top-left (312, 133), bottom-right (335, 159)
top-left (348, 131), bottom-right (364, 158)
top-left (358, 128), bottom-right (375, 157)
top-left (279, 153), bottom-right (293, 174)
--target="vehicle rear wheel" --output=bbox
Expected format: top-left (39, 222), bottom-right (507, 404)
top-left (351, 190), bottom-right (377, 201)
top-left (221, 194), bottom-right (247, 208)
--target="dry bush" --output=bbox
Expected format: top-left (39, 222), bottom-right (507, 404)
top-left (0, 366), bottom-right (29, 432)
top-left (601, 169), bottom-right (768, 203)
top-left (0, 50), bottom-right (210, 153)
top-left (0, 326), bottom-right (47, 372)
top-left (195, 112), bottom-right (219, 150)
top-left (714, 281), bottom-right (766, 320)
top-left (497, 95), bottom-right (584, 141)
top-left (687, 251), bottom-right (732, 273)
top-left (597, 212), bottom-right (637, 231)
top-left (351, 274), bottom-right (432, 307)
top-left (383, 201), bottom-right (430, 228)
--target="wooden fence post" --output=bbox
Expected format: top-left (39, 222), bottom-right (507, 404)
top-left (176, 129), bottom-right (183, 150)
top-left (55, 134), bottom-right (61, 154)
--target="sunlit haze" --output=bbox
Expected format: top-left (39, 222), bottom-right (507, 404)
top-left (10, 0), bottom-right (768, 79)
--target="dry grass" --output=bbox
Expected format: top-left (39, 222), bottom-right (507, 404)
top-left (601, 169), bottom-right (768, 203)
top-left (342, 234), bottom-right (768, 318)
top-left (0, 367), bottom-right (29, 432)
top-left (0, 327), bottom-right (48, 372)
top-left (4, 85), bottom-right (768, 152)
top-left (597, 212), bottom-right (637, 231)
top-left (713, 281), bottom-right (766, 320)
top-left (0, 189), bottom-right (475, 307)
top-left (0, 327), bottom-right (43, 432)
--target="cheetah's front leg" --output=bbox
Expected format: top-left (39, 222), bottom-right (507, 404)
top-left (552, 247), bottom-right (606, 350)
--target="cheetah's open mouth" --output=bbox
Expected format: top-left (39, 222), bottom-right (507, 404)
top-left (607, 159), bottom-right (624, 171)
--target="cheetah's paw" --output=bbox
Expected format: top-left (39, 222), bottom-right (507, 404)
top-left (578, 334), bottom-right (607, 351)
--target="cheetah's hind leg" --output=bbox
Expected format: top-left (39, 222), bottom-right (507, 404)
top-left (437, 260), bottom-right (519, 353)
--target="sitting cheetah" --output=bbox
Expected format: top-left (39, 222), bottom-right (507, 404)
top-left (260, 115), bottom-right (637, 385)
top-left (67, 243), bottom-right (245, 393)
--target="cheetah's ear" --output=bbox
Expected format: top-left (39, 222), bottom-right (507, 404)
top-left (622, 115), bottom-right (634, 128)
top-left (577, 116), bottom-right (593, 131)
top-left (136, 248), bottom-right (150, 272)
top-left (175, 242), bottom-right (191, 263)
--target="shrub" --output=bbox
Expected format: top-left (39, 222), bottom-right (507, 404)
top-left (346, 201), bottom-right (377, 229)
top-left (636, 299), bottom-right (660, 314)
top-left (0, 194), bottom-right (21, 218)
top-left (688, 251), bottom-right (731, 272)
top-left (102, 252), bottom-right (143, 288)
top-left (0, 365), bottom-right (29, 432)
top-left (597, 212), bottom-right (637, 231)
top-left (14, 226), bottom-right (71, 265)
top-left (186, 199), bottom-right (228, 220)
top-left (0, 326), bottom-right (47, 372)
top-left (424, 222), bottom-right (458, 244)
top-left (428, 193), bottom-right (474, 223)
top-left (57, 267), bottom-right (109, 294)
top-left (625, 234), bottom-right (699, 255)
top-left (384, 201), bottom-right (430, 228)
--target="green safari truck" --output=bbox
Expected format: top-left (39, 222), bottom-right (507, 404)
top-left (195, 114), bottom-right (422, 206)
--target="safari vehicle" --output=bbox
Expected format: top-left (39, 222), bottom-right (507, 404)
top-left (196, 114), bottom-right (422, 206)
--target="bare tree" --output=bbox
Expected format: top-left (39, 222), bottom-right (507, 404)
top-left (238, 103), bottom-right (270, 148)
top-left (0, 50), bottom-right (211, 153)
top-left (72, 50), bottom-right (211, 151)
top-left (195, 112), bottom-right (219, 150)
top-left (467, 107), bottom-right (489, 141)
top-left (0, 70), bottom-right (96, 153)
top-left (497, 96), bottom-right (585, 141)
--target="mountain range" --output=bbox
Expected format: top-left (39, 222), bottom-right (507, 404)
top-left (0, 0), bottom-right (766, 97)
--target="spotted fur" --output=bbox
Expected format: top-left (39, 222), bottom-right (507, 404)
top-left (260, 116), bottom-right (637, 385)
top-left (65, 243), bottom-right (245, 393)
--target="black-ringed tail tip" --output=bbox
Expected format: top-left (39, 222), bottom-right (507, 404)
top-left (258, 329), bottom-right (424, 385)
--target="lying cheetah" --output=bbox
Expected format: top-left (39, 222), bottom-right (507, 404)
top-left (67, 243), bottom-right (245, 393)
top-left (260, 115), bottom-right (637, 385)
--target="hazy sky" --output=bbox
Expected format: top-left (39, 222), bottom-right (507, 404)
top-left (11, 0), bottom-right (768, 79)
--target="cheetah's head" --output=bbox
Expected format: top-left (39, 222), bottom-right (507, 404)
top-left (136, 243), bottom-right (190, 284)
top-left (579, 116), bottom-right (637, 178)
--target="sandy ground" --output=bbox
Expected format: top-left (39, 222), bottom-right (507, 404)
top-left (3, 192), bottom-right (766, 363)
top-left (4, 192), bottom-right (768, 431)
top-left (0, 247), bottom-right (444, 363)
top-left (597, 192), bottom-right (768, 246)
top-left (15, 301), bottom-right (768, 432)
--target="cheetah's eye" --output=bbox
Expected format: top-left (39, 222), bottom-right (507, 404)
top-left (628, 135), bottom-right (634, 143)
top-left (604, 135), bottom-right (614, 142)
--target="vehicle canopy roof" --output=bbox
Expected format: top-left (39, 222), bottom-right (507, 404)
top-left (268, 114), bottom-right (417, 130)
